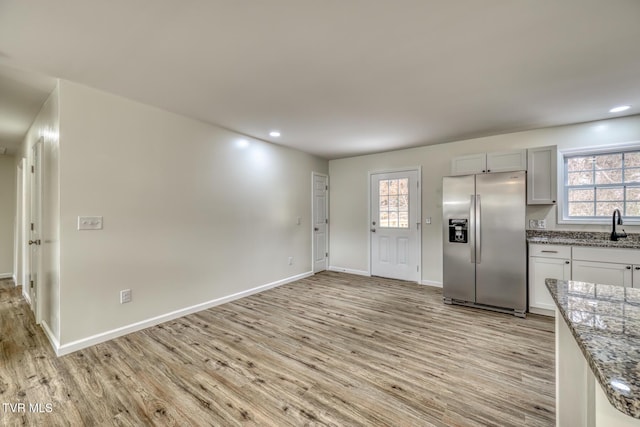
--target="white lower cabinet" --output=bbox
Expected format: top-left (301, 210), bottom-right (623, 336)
top-left (529, 244), bottom-right (640, 316)
top-left (572, 260), bottom-right (633, 287)
top-left (529, 244), bottom-right (571, 315)
top-left (572, 246), bottom-right (640, 288)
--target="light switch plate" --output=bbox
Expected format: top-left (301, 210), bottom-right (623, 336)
top-left (78, 216), bottom-right (103, 230)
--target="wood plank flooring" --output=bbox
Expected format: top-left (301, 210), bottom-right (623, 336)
top-left (0, 272), bottom-right (554, 426)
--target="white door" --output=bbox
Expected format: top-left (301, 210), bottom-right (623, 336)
top-left (370, 170), bottom-right (420, 281)
top-left (312, 173), bottom-right (328, 273)
top-left (29, 140), bottom-right (43, 323)
top-left (529, 256), bottom-right (570, 311)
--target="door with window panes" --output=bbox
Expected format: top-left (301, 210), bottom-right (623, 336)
top-left (370, 170), bottom-right (420, 281)
top-left (565, 151), bottom-right (640, 219)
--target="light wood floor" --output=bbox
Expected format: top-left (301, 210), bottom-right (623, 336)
top-left (0, 272), bottom-right (554, 426)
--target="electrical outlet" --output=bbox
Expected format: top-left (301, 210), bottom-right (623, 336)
top-left (538, 219), bottom-right (546, 229)
top-left (288, 256), bottom-right (293, 265)
top-left (120, 289), bottom-right (132, 304)
top-left (78, 216), bottom-right (103, 230)
top-left (425, 217), bottom-right (431, 224)
top-left (529, 219), bottom-right (538, 229)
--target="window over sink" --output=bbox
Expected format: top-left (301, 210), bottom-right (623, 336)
top-left (561, 146), bottom-right (640, 224)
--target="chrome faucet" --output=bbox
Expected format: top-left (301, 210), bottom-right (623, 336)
top-left (611, 208), bottom-right (628, 241)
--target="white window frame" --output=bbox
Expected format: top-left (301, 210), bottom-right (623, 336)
top-left (559, 141), bottom-right (640, 225)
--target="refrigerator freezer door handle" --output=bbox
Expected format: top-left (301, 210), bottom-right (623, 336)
top-left (476, 194), bottom-right (481, 264)
top-left (469, 195), bottom-right (476, 264)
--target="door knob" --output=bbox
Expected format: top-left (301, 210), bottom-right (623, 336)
top-left (314, 227), bottom-right (319, 231)
top-left (29, 239), bottom-right (41, 245)
top-left (371, 228), bottom-right (376, 233)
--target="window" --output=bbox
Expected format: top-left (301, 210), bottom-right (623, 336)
top-left (564, 150), bottom-right (640, 220)
top-left (379, 178), bottom-right (409, 228)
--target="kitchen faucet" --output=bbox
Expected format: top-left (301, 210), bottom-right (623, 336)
top-left (611, 208), bottom-right (628, 241)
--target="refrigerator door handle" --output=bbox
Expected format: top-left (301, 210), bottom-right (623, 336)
top-left (476, 194), bottom-right (481, 264)
top-left (469, 195), bottom-right (475, 264)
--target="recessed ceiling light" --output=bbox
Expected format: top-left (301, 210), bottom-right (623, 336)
top-left (269, 131), bottom-right (281, 137)
top-left (609, 105), bottom-right (631, 113)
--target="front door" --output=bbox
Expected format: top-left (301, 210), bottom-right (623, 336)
top-left (370, 170), bottom-right (420, 281)
top-left (312, 173), bottom-right (328, 273)
top-left (29, 139), bottom-right (43, 323)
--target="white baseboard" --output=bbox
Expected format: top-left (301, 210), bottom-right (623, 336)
top-left (22, 288), bottom-right (31, 304)
top-left (55, 271), bottom-right (314, 357)
top-left (421, 280), bottom-right (443, 288)
top-left (41, 320), bottom-right (60, 353)
top-left (328, 266), bottom-right (370, 276)
top-left (0, 273), bottom-right (12, 279)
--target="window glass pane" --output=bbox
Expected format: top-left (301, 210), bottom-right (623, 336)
top-left (596, 187), bottom-right (623, 201)
top-left (568, 171), bottom-right (593, 185)
top-left (399, 212), bottom-right (409, 228)
top-left (594, 154), bottom-right (622, 170)
top-left (625, 168), bottom-right (640, 183)
top-left (596, 202), bottom-right (623, 216)
top-left (398, 194), bottom-right (409, 211)
top-left (567, 156), bottom-right (593, 172)
top-left (399, 178), bottom-right (409, 195)
top-left (380, 211), bottom-right (389, 227)
top-left (379, 180), bottom-right (389, 195)
top-left (626, 202), bottom-right (640, 216)
top-left (389, 212), bottom-right (398, 227)
top-left (389, 195), bottom-right (399, 209)
top-left (568, 202), bottom-right (594, 217)
top-left (595, 170), bottom-right (622, 185)
top-left (379, 196), bottom-right (388, 211)
top-left (568, 188), bottom-right (594, 202)
top-left (625, 153), bottom-right (640, 167)
top-left (627, 187), bottom-right (640, 201)
top-left (389, 179), bottom-right (399, 195)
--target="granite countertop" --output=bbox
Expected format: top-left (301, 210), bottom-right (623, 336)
top-left (527, 230), bottom-right (640, 249)
top-left (546, 278), bottom-right (640, 419)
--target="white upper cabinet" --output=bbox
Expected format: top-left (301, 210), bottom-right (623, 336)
top-left (487, 150), bottom-right (527, 173)
top-left (527, 145), bottom-right (557, 205)
top-left (450, 149), bottom-right (526, 176)
top-left (450, 153), bottom-right (486, 175)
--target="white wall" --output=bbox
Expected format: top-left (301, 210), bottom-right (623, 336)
top-left (0, 155), bottom-right (16, 276)
top-left (329, 115), bottom-right (640, 285)
top-left (18, 84), bottom-right (61, 339)
top-left (57, 80), bottom-right (328, 347)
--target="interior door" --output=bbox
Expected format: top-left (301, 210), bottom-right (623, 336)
top-left (313, 173), bottom-right (328, 273)
top-left (29, 139), bottom-right (43, 323)
top-left (370, 170), bottom-right (419, 281)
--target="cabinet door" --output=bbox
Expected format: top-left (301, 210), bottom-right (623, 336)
top-left (450, 153), bottom-right (486, 175)
top-left (486, 149), bottom-right (527, 173)
top-left (529, 256), bottom-right (570, 313)
top-left (572, 260), bottom-right (632, 287)
top-left (527, 145), bottom-right (557, 205)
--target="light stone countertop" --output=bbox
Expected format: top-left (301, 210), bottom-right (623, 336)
top-left (527, 230), bottom-right (640, 249)
top-left (546, 278), bottom-right (640, 419)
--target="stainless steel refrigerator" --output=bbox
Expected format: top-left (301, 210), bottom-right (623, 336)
top-left (442, 171), bottom-right (526, 317)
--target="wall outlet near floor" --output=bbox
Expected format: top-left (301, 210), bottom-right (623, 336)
top-left (288, 256), bottom-right (293, 265)
top-left (120, 289), bottom-right (132, 304)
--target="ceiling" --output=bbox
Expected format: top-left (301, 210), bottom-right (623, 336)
top-left (0, 1), bottom-right (639, 159)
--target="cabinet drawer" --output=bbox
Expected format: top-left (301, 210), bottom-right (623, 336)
top-left (529, 244), bottom-right (571, 259)
top-left (572, 246), bottom-right (640, 265)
